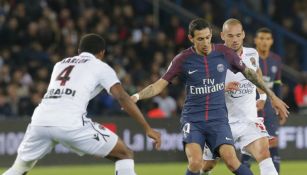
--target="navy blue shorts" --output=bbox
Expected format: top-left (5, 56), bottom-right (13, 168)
top-left (181, 119), bottom-right (234, 158)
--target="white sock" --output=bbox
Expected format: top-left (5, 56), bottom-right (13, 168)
top-left (115, 159), bottom-right (136, 175)
top-left (2, 156), bottom-right (36, 175)
top-left (259, 158), bottom-right (278, 175)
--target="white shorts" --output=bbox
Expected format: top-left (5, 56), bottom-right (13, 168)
top-left (203, 119), bottom-right (269, 160)
top-left (18, 120), bottom-right (118, 162)
top-left (230, 119), bottom-right (269, 156)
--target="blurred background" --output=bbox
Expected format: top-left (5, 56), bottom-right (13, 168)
top-left (0, 0), bottom-right (306, 173)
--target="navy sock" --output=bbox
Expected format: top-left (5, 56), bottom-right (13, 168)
top-left (233, 164), bottom-right (253, 175)
top-left (241, 154), bottom-right (252, 168)
top-left (270, 147), bottom-right (280, 173)
top-left (186, 169), bottom-right (200, 175)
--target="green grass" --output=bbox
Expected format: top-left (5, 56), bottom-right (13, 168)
top-left (1, 161), bottom-right (306, 174)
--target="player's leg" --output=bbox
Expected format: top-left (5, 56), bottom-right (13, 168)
top-left (264, 115), bottom-right (280, 173)
top-left (269, 136), bottom-right (280, 173)
top-left (185, 143), bottom-right (203, 175)
top-left (241, 121), bottom-right (278, 175)
top-left (57, 121), bottom-right (136, 175)
top-left (181, 121), bottom-right (206, 175)
top-left (2, 155), bottom-right (37, 175)
top-left (201, 144), bottom-right (217, 175)
top-left (245, 137), bottom-right (278, 175)
top-left (106, 138), bottom-right (136, 175)
top-left (201, 160), bottom-right (217, 175)
top-left (3, 125), bottom-right (54, 175)
top-left (241, 154), bottom-right (252, 168)
top-left (206, 121), bottom-right (253, 175)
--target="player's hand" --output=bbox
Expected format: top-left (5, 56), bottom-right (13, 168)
top-left (130, 93), bottom-right (139, 103)
top-left (225, 81), bottom-right (240, 92)
top-left (146, 128), bottom-right (161, 150)
top-left (270, 95), bottom-right (289, 120)
top-left (256, 99), bottom-right (265, 111)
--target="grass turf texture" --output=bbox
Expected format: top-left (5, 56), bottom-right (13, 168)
top-left (1, 161), bottom-right (306, 174)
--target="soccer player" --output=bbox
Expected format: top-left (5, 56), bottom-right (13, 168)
top-left (241, 28), bottom-right (284, 173)
top-left (202, 19), bottom-right (279, 175)
top-left (131, 18), bottom-right (288, 175)
top-left (2, 34), bottom-right (161, 175)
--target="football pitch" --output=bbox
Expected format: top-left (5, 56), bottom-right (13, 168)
top-left (1, 161), bottom-right (306, 175)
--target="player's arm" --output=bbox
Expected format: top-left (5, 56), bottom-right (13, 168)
top-left (110, 83), bottom-right (161, 149)
top-left (131, 79), bottom-right (169, 102)
top-left (256, 68), bottom-right (266, 111)
top-left (242, 67), bottom-right (289, 118)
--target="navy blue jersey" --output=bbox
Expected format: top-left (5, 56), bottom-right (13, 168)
top-left (258, 52), bottom-right (282, 135)
top-left (162, 44), bottom-right (246, 122)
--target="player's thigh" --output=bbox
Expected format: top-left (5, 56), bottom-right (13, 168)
top-left (185, 143), bottom-right (203, 165)
top-left (56, 122), bottom-right (118, 158)
top-left (181, 121), bottom-right (206, 149)
top-left (18, 125), bottom-right (54, 161)
top-left (245, 136), bottom-right (270, 162)
top-left (205, 120), bottom-right (234, 158)
top-left (233, 122), bottom-right (269, 155)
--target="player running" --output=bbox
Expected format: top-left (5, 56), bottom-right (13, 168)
top-left (2, 34), bottom-right (161, 175)
top-left (241, 27), bottom-right (284, 173)
top-left (131, 18), bottom-right (288, 175)
top-left (202, 19), bottom-right (279, 175)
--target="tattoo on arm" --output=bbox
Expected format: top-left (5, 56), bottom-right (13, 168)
top-left (256, 68), bottom-right (265, 94)
top-left (243, 67), bottom-right (275, 99)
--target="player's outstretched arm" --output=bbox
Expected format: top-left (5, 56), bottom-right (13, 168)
top-left (242, 67), bottom-right (289, 118)
top-left (110, 83), bottom-right (161, 150)
top-left (131, 78), bottom-right (169, 103)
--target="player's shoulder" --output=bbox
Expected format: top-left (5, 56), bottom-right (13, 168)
top-left (173, 47), bottom-right (194, 62)
top-left (243, 47), bottom-right (258, 55)
top-left (213, 44), bottom-right (235, 55)
top-left (214, 43), bottom-right (228, 51)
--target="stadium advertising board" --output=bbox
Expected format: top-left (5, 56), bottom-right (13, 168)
top-left (0, 115), bottom-right (306, 166)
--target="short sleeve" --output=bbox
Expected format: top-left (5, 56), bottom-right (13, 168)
top-left (225, 47), bottom-right (246, 73)
top-left (98, 62), bottom-right (120, 94)
top-left (162, 54), bottom-right (185, 82)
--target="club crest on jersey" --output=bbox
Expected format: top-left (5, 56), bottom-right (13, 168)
top-left (250, 57), bottom-right (256, 67)
top-left (217, 64), bottom-right (225, 72)
top-left (271, 65), bottom-right (277, 73)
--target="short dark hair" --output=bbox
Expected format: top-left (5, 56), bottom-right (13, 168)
top-left (189, 18), bottom-right (212, 37)
top-left (78, 33), bottom-right (106, 54)
top-left (256, 27), bottom-right (272, 35)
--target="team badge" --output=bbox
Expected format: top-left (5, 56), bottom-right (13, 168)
top-left (217, 64), bottom-right (225, 72)
top-left (271, 65), bottom-right (277, 73)
top-left (250, 57), bottom-right (256, 67)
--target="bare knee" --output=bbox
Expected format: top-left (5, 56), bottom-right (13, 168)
top-left (107, 139), bottom-right (134, 161)
top-left (254, 147), bottom-right (271, 162)
top-left (202, 160), bottom-right (217, 172)
top-left (189, 158), bottom-right (203, 172)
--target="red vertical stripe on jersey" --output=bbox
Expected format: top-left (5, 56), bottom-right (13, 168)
top-left (204, 56), bottom-right (210, 120)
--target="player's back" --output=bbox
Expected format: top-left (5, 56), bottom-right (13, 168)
top-left (31, 52), bottom-right (119, 128)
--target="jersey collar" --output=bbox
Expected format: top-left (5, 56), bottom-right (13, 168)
top-left (79, 52), bottom-right (96, 59)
